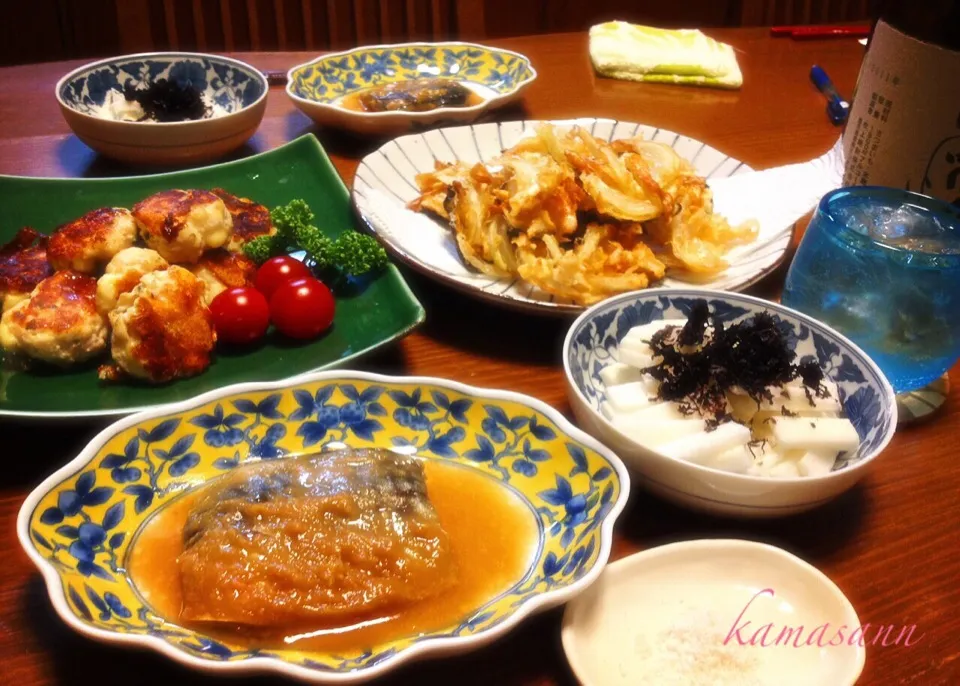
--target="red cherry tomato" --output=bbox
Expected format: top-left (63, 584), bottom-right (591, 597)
top-left (269, 277), bottom-right (335, 340)
top-left (209, 287), bottom-right (270, 345)
top-left (254, 256), bottom-right (313, 300)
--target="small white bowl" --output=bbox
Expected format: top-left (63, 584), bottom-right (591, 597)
top-left (56, 52), bottom-right (268, 166)
top-left (562, 540), bottom-right (865, 686)
top-left (563, 289), bottom-right (897, 517)
top-left (286, 42), bottom-right (537, 136)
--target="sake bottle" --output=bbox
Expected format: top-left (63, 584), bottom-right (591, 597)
top-left (842, 0), bottom-right (960, 206)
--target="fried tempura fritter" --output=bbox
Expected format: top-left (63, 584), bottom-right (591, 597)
top-left (409, 124), bottom-right (758, 305)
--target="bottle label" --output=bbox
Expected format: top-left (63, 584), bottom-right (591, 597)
top-left (842, 19), bottom-right (960, 206)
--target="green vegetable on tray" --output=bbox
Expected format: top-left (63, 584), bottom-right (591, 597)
top-left (244, 199), bottom-right (389, 280)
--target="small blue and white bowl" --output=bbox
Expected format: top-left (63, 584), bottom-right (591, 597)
top-left (287, 42), bottom-right (537, 136)
top-left (563, 289), bottom-right (897, 518)
top-left (56, 52), bottom-right (268, 165)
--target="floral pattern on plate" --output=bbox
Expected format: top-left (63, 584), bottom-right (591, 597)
top-left (288, 43), bottom-right (535, 103)
top-left (59, 54), bottom-right (266, 115)
top-left (20, 373), bottom-right (628, 682)
top-left (565, 290), bottom-right (896, 470)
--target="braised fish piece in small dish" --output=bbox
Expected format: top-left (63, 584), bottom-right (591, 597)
top-left (341, 78), bottom-right (482, 113)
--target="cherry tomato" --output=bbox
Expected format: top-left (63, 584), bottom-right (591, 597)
top-left (254, 256), bottom-right (313, 300)
top-left (209, 287), bottom-right (270, 344)
top-left (269, 277), bottom-right (335, 340)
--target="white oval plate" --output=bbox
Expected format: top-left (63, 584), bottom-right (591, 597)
top-left (351, 118), bottom-right (794, 315)
top-left (562, 540), bottom-right (866, 686)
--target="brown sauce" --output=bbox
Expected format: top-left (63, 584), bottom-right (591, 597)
top-left (127, 459), bottom-right (538, 653)
top-left (339, 79), bottom-right (484, 113)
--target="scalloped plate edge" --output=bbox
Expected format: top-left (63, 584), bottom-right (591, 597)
top-left (17, 369), bottom-right (630, 684)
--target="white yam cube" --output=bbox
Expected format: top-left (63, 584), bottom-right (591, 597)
top-left (606, 379), bottom-right (660, 413)
top-left (769, 460), bottom-right (801, 478)
top-left (622, 319), bottom-right (687, 345)
top-left (769, 417), bottom-right (860, 454)
top-left (600, 363), bottom-right (645, 388)
top-left (618, 343), bottom-right (656, 370)
top-left (658, 422), bottom-right (752, 466)
top-left (624, 401), bottom-right (689, 422)
top-left (611, 417), bottom-right (706, 447)
top-left (797, 450), bottom-right (838, 477)
top-left (617, 319), bottom-right (686, 369)
top-left (728, 381), bottom-right (842, 416)
top-left (706, 444), bottom-right (756, 474)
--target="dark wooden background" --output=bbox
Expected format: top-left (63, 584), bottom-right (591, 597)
top-left (1, 0), bottom-right (874, 66)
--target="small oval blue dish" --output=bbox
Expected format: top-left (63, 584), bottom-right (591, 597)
top-left (287, 42), bottom-right (537, 135)
top-left (56, 52), bottom-right (268, 165)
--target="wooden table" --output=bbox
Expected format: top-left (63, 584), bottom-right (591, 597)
top-left (1, 29), bottom-right (958, 686)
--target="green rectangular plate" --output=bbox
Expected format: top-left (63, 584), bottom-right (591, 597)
top-left (0, 135), bottom-right (424, 419)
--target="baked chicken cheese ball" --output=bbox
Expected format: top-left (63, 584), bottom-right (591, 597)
top-left (106, 265), bottom-right (216, 383)
top-left (47, 207), bottom-right (138, 273)
top-left (0, 270), bottom-right (107, 366)
top-left (212, 188), bottom-right (276, 253)
top-left (95, 247), bottom-right (169, 316)
top-left (133, 189), bottom-right (233, 264)
top-left (0, 228), bottom-right (52, 312)
top-left (187, 249), bottom-right (257, 305)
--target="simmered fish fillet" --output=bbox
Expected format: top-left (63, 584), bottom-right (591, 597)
top-left (178, 448), bottom-right (456, 627)
top-left (357, 78), bottom-right (473, 112)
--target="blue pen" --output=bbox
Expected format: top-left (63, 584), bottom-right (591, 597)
top-left (810, 65), bottom-right (850, 125)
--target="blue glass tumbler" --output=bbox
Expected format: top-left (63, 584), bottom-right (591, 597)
top-left (782, 187), bottom-right (960, 393)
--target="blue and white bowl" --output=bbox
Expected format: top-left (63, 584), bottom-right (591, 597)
top-left (56, 52), bottom-right (268, 165)
top-left (563, 289), bottom-right (897, 517)
top-left (287, 42), bottom-right (537, 136)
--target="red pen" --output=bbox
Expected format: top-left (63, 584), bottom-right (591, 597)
top-left (771, 25), bottom-right (870, 39)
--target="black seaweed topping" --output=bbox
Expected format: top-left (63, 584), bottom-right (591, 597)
top-left (122, 79), bottom-right (209, 122)
top-left (642, 300), bottom-right (827, 426)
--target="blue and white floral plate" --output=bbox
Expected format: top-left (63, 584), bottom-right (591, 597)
top-left (287, 42), bottom-right (536, 135)
top-left (563, 289), bottom-right (897, 517)
top-left (56, 52), bottom-right (268, 165)
top-left (18, 371), bottom-right (628, 683)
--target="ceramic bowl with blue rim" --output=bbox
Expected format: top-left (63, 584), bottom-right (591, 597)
top-left (563, 289), bottom-right (897, 518)
top-left (286, 42), bottom-right (537, 136)
top-left (18, 371), bottom-right (628, 683)
top-left (56, 52), bottom-right (268, 165)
